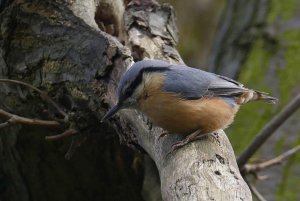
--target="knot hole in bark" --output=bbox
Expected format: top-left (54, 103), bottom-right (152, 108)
top-left (94, 1), bottom-right (125, 37)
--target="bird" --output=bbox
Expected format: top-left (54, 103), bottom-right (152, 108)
top-left (102, 59), bottom-right (277, 151)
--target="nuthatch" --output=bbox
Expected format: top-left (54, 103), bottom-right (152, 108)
top-left (102, 60), bottom-right (277, 149)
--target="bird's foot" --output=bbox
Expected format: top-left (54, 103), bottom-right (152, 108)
top-left (167, 130), bottom-right (206, 155)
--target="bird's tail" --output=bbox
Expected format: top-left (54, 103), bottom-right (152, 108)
top-left (253, 90), bottom-right (278, 104)
top-left (237, 90), bottom-right (278, 105)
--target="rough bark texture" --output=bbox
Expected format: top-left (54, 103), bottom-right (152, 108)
top-left (157, 132), bottom-right (251, 201)
top-left (0, 1), bottom-right (144, 201)
top-left (0, 0), bottom-right (251, 200)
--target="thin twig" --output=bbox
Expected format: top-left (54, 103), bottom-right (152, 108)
top-left (238, 93), bottom-right (300, 168)
top-left (65, 138), bottom-right (78, 160)
top-left (0, 79), bottom-right (67, 118)
top-left (0, 109), bottom-right (60, 127)
top-left (45, 128), bottom-right (78, 141)
top-left (0, 122), bottom-right (10, 129)
top-left (246, 179), bottom-right (268, 201)
top-left (242, 145), bottom-right (300, 174)
top-left (64, 135), bottom-right (86, 160)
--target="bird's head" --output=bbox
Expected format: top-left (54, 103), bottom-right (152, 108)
top-left (101, 59), bottom-right (171, 122)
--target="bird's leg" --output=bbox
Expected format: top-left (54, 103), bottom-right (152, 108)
top-left (168, 130), bottom-right (205, 155)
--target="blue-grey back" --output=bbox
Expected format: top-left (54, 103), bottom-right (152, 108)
top-left (117, 59), bottom-right (247, 103)
top-left (163, 64), bottom-right (246, 100)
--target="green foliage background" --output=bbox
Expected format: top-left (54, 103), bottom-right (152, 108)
top-left (235, 1), bottom-right (300, 200)
top-left (162, 0), bottom-right (300, 200)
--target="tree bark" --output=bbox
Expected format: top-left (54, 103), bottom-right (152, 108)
top-left (0, 0), bottom-right (251, 200)
top-left (208, 0), bottom-right (269, 79)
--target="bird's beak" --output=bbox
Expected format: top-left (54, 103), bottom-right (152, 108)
top-left (101, 104), bottom-right (122, 122)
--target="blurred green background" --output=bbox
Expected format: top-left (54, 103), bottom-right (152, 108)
top-left (160, 0), bottom-right (300, 200)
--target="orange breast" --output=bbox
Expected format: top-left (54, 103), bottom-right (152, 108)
top-left (137, 73), bottom-right (240, 134)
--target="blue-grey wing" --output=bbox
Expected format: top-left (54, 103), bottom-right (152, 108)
top-left (162, 65), bottom-right (247, 100)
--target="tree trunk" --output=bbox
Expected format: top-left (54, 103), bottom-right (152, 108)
top-left (208, 0), bottom-right (269, 79)
top-left (0, 0), bottom-right (251, 200)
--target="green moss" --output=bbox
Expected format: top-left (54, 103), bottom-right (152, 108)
top-left (229, 0), bottom-right (300, 155)
top-left (3, 96), bottom-right (22, 109)
top-left (275, 131), bottom-right (300, 200)
top-left (268, 0), bottom-right (298, 22)
top-left (229, 39), bottom-right (277, 154)
top-left (276, 156), bottom-right (299, 201)
top-left (43, 60), bottom-right (74, 73)
top-left (278, 30), bottom-right (300, 105)
top-left (239, 40), bottom-right (271, 85)
top-left (274, 137), bottom-right (286, 155)
top-left (227, 0), bottom-right (300, 199)
top-left (274, 21), bottom-right (300, 201)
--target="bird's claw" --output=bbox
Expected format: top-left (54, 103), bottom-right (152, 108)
top-left (167, 130), bottom-right (206, 156)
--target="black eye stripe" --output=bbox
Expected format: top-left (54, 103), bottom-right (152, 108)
top-left (119, 66), bottom-right (170, 102)
top-left (128, 67), bottom-right (169, 93)
top-left (123, 73), bottom-right (143, 98)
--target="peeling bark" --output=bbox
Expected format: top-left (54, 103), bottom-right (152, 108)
top-left (122, 3), bottom-right (251, 200)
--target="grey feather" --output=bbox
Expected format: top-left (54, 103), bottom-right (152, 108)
top-left (163, 64), bottom-right (247, 100)
top-left (117, 60), bottom-right (171, 101)
top-left (216, 74), bottom-right (244, 87)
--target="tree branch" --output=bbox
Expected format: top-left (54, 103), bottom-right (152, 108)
top-left (116, 2), bottom-right (253, 200)
top-left (0, 121), bottom-right (10, 129)
top-left (64, 135), bottom-right (87, 160)
top-left (242, 144), bottom-right (300, 174)
top-left (246, 179), bottom-right (268, 201)
top-left (208, 0), bottom-right (270, 79)
top-left (0, 108), bottom-right (80, 158)
top-left (0, 109), bottom-right (61, 128)
top-left (238, 93), bottom-right (300, 168)
top-left (45, 128), bottom-right (78, 141)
